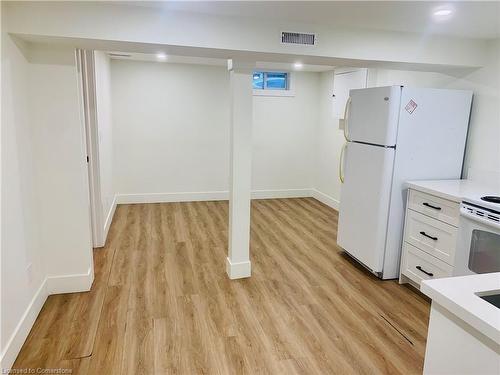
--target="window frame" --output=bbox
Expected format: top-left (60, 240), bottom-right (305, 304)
top-left (253, 70), bottom-right (295, 97)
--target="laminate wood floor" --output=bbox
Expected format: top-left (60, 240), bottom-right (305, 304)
top-left (13, 198), bottom-right (430, 374)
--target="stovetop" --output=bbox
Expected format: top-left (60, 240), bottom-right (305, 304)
top-left (463, 194), bottom-right (500, 213)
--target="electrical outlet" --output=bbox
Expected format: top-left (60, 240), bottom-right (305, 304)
top-left (26, 263), bottom-right (33, 283)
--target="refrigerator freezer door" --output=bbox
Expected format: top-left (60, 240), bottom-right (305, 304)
top-left (346, 86), bottom-right (401, 146)
top-left (337, 142), bottom-right (396, 274)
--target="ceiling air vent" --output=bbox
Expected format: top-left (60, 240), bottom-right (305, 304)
top-left (281, 31), bottom-right (316, 46)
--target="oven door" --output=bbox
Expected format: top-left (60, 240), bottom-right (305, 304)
top-left (455, 211), bottom-right (500, 276)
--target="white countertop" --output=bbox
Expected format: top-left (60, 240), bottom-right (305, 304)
top-left (421, 273), bottom-right (500, 344)
top-left (406, 179), bottom-right (500, 206)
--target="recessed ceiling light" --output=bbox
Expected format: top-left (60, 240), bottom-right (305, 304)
top-left (434, 9), bottom-right (452, 16)
top-left (433, 6), bottom-right (454, 20)
top-left (156, 53), bottom-right (168, 61)
top-left (294, 62), bottom-right (303, 69)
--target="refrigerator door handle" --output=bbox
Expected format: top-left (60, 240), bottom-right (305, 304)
top-left (343, 96), bottom-right (352, 141)
top-left (339, 142), bottom-right (348, 183)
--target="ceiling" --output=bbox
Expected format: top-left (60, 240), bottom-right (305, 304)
top-left (132, 1), bottom-right (500, 39)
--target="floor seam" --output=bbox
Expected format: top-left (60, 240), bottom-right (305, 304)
top-left (379, 314), bottom-right (414, 346)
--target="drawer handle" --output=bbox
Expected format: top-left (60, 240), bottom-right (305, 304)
top-left (416, 265), bottom-right (434, 277)
top-left (422, 202), bottom-right (441, 211)
top-left (419, 231), bottom-right (438, 241)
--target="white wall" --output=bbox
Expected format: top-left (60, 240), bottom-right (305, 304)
top-left (111, 60), bottom-right (230, 198)
top-left (313, 71), bottom-right (343, 207)
top-left (1, 38), bottom-right (94, 369)
top-left (252, 72), bottom-right (319, 192)
top-left (111, 59), bottom-right (321, 199)
top-left (444, 39), bottom-right (499, 186)
top-left (1, 34), bottom-right (45, 367)
top-left (94, 51), bottom-right (115, 236)
top-left (28, 47), bottom-right (94, 280)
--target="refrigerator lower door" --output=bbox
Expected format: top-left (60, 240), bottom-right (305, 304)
top-left (337, 141), bottom-right (396, 274)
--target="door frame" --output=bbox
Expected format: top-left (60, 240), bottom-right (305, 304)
top-left (75, 49), bottom-right (105, 248)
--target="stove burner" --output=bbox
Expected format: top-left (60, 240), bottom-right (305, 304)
top-left (481, 196), bottom-right (500, 204)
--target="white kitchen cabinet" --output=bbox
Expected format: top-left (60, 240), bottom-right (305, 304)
top-left (399, 188), bottom-right (460, 289)
top-left (405, 209), bottom-right (458, 264)
top-left (401, 243), bottom-right (453, 286)
top-left (408, 189), bottom-right (460, 226)
top-left (332, 69), bottom-right (367, 124)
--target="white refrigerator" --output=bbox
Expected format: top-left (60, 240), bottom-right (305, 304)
top-left (337, 86), bottom-right (472, 279)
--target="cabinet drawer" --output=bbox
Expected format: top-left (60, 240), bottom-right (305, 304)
top-left (402, 243), bottom-right (453, 287)
top-left (405, 210), bottom-right (457, 265)
top-left (408, 189), bottom-right (460, 226)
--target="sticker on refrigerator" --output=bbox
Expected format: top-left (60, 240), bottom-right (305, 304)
top-left (405, 99), bottom-right (418, 114)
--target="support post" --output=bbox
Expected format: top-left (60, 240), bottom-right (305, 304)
top-left (226, 59), bottom-right (254, 279)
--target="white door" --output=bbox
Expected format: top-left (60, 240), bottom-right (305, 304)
top-left (332, 69), bottom-right (367, 118)
top-left (338, 141), bottom-right (396, 273)
top-left (346, 86), bottom-right (401, 146)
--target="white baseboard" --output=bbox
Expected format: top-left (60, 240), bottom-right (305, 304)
top-left (45, 267), bottom-right (94, 295)
top-left (116, 191), bottom-right (229, 204)
top-left (115, 189), bottom-right (316, 204)
top-left (226, 257), bottom-right (251, 279)
top-left (103, 195), bottom-right (117, 245)
top-left (251, 189), bottom-right (311, 199)
top-left (0, 267), bottom-right (94, 371)
top-left (311, 189), bottom-right (340, 210)
top-left (0, 280), bottom-right (48, 371)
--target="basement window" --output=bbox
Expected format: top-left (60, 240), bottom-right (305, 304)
top-left (253, 71), bottom-right (294, 97)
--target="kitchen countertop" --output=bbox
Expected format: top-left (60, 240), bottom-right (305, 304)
top-left (406, 179), bottom-right (500, 203)
top-left (421, 273), bottom-right (500, 345)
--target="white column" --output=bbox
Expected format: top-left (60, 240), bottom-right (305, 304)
top-left (226, 59), bottom-right (254, 279)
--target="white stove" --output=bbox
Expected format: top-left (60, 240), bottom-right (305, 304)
top-left (455, 194), bottom-right (500, 276)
